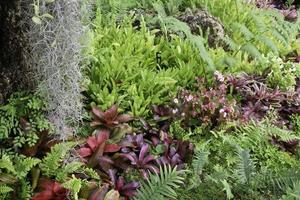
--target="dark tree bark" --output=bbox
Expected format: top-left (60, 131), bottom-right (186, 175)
top-left (0, 0), bottom-right (32, 103)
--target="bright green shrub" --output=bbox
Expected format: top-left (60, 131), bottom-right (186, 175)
top-left (88, 16), bottom-right (206, 116)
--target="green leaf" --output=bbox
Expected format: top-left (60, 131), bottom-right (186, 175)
top-left (0, 155), bottom-right (16, 175)
top-left (134, 165), bottom-right (185, 200)
top-left (192, 150), bottom-right (209, 175)
top-left (221, 179), bottom-right (234, 199)
top-left (241, 44), bottom-right (262, 60)
top-left (0, 185), bottom-right (13, 194)
top-left (32, 16), bottom-right (42, 25)
top-left (41, 13), bottom-right (54, 19)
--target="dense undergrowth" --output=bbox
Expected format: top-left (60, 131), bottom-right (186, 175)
top-left (1, 0), bottom-right (300, 199)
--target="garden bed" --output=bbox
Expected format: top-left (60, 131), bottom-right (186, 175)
top-left (0, 0), bottom-right (300, 200)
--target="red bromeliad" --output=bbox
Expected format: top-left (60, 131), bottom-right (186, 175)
top-left (31, 179), bottom-right (68, 200)
top-left (77, 129), bottom-right (121, 167)
top-left (90, 105), bottom-right (133, 129)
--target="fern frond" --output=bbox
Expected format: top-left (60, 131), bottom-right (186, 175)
top-left (134, 165), bottom-right (185, 200)
top-left (189, 35), bottom-right (215, 70)
top-left (222, 36), bottom-right (239, 51)
top-left (271, 29), bottom-right (288, 47)
top-left (240, 43), bottom-right (262, 60)
top-left (256, 35), bottom-right (278, 54)
top-left (153, 1), bottom-right (167, 17)
top-left (232, 22), bottom-right (254, 41)
top-left (250, 12), bottom-right (267, 33)
top-left (40, 142), bottom-right (76, 177)
top-left (83, 167), bottom-right (101, 180)
top-left (62, 175), bottom-right (82, 200)
top-left (15, 157), bottom-right (40, 179)
top-left (162, 16), bottom-right (214, 70)
top-left (56, 162), bottom-right (84, 182)
top-left (0, 185), bottom-right (13, 194)
top-left (236, 149), bottom-right (255, 184)
top-left (18, 179), bottom-right (32, 200)
top-left (268, 169), bottom-right (300, 191)
top-left (265, 124), bottom-right (300, 142)
top-left (0, 155), bottom-right (16, 175)
top-left (192, 150), bottom-right (209, 175)
top-left (285, 180), bottom-right (300, 199)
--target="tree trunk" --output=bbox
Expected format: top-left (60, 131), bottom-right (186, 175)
top-left (0, 0), bottom-right (32, 103)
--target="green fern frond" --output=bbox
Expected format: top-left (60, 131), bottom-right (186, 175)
top-left (0, 185), bottom-right (13, 194)
top-left (222, 36), bottom-right (239, 51)
top-left (62, 175), bottom-right (82, 200)
top-left (236, 149), bottom-right (255, 184)
top-left (189, 35), bottom-right (215, 70)
top-left (83, 167), bottom-right (101, 180)
top-left (250, 12), bottom-right (267, 33)
top-left (271, 29), bottom-right (288, 47)
top-left (256, 35), bottom-right (278, 54)
top-left (134, 165), bottom-right (185, 200)
top-left (0, 155), bottom-right (16, 175)
top-left (56, 162), bottom-right (84, 182)
top-left (162, 16), bottom-right (214, 70)
top-left (232, 22), bottom-right (254, 41)
top-left (269, 169), bottom-right (300, 191)
top-left (15, 157), bottom-right (40, 179)
top-left (18, 179), bottom-right (32, 200)
top-left (153, 1), bottom-right (167, 17)
top-left (40, 142), bottom-right (76, 177)
top-left (270, 129), bottom-right (299, 142)
top-left (240, 43), bottom-right (262, 60)
top-left (192, 150), bottom-right (210, 175)
top-left (285, 180), bottom-right (300, 200)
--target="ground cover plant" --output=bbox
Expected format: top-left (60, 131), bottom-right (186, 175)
top-left (1, 0), bottom-right (300, 199)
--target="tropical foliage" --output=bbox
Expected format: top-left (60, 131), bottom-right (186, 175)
top-left (1, 0), bottom-right (300, 199)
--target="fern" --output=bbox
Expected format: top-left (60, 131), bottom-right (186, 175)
top-left (192, 150), bottom-right (210, 175)
top-left (56, 162), bottom-right (84, 182)
top-left (82, 167), bottom-right (101, 180)
top-left (18, 179), bottom-right (32, 200)
top-left (14, 157), bottom-right (40, 179)
top-left (154, 3), bottom-right (214, 70)
top-left (269, 169), bottom-right (300, 191)
top-left (264, 123), bottom-right (300, 142)
top-left (222, 36), bottom-right (239, 51)
top-left (0, 155), bottom-right (16, 175)
top-left (235, 148), bottom-right (255, 184)
top-left (240, 43), bottom-right (262, 60)
top-left (250, 12), bottom-right (267, 33)
top-left (62, 175), bottom-right (82, 200)
top-left (40, 142), bottom-right (76, 178)
top-left (256, 35), bottom-right (278, 54)
top-left (232, 22), bottom-right (254, 41)
top-left (134, 165), bottom-right (185, 200)
top-left (284, 181), bottom-right (300, 200)
top-left (0, 185), bottom-right (13, 194)
top-left (271, 29), bottom-right (289, 47)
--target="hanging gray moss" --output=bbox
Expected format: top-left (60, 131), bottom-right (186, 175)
top-left (22, 0), bottom-right (88, 139)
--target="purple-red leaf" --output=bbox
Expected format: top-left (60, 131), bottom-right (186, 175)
top-left (77, 147), bottom-right (93, 157)
top-left (139, 144), bottom-right (149, 162)
top-left (91, 107), bottom-right (105, 120)
top-left (120, 153), bottom-right (137, 165)
top-left (116, 114), bottom-right (133, 123)
top-left (104, 105), bottom-right (118, 122)
top-left (142, 155), bottom-right (155, 165)
top-left (104, 144), bottom-right (121, 153)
